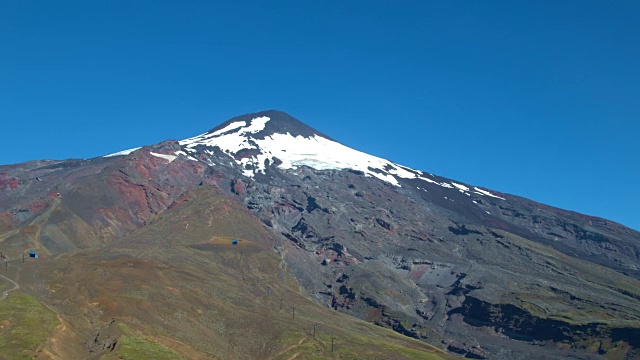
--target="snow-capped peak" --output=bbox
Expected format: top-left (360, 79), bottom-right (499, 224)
top-left (177, 114), bottom-right (416, 186)
top-left (105, 110), bottom-right (505, 201)
top-left (175, 113), bottom-right (505, 200)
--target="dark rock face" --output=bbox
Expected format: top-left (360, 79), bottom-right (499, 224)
top-left (454, 295), bottom-right (640, 358)
top-left (224, 164), bottom-right (640, 359)
top-left (2, 110), bottom-right (639, 359)
top-left (206, 110), bottom-right (335, 141)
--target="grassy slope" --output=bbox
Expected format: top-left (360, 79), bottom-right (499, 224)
top-left (0, 292), bottom-right (59, 359)
top-left (488, 229), bottom-right (640, 326)
top-left (35, 186), bottom-right (456, 359)
top-left (101, 335), bottom-right (188, 360)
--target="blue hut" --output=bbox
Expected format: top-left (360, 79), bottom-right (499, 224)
top-left (29, 251), bottom-right (37, 258)
top-left (232, 239), bottom-right (238, 245)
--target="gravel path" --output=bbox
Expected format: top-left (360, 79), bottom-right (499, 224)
top-left (0, 263), bottom-right (21, 301)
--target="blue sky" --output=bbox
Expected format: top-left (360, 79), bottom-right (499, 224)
top-left (1, 1), bottom-right (639, 230)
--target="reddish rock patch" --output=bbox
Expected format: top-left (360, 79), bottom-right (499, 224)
top-left (27, 198), bottom-right (51, 213)
top-left (0, 173), bottom-right (20, 189)
top-left (231, 179), bottom-right (246, 195)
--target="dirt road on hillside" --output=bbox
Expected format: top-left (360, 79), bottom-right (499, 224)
top-left (0, 263), bottom-right (21, 301)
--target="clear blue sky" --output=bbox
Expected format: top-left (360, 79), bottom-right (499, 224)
top-left (1, 1), bottom-right (639, 230)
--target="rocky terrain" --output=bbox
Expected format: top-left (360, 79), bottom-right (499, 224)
top-left (1, 110), bottom-right (639, 359)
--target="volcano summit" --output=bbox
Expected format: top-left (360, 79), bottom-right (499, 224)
top-left (1, 110), bottom-right (639, 359)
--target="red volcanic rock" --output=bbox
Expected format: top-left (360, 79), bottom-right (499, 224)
top-left (99, 151), bottom-right (208, 231)
top-left (0, 173), bottom-right (20, 189)
top-left (8, 198), bottom-right (51, 223)
top-left (271, 202), bottom-right (299, 217)
top-left (408, 265), bottom-right (429, 281)
top-left (27, 198), bottom-right (50, 213)
top-left (110, 175), bottom-right (148, 209)
top-left (231, 179), bottom-right (246, 195)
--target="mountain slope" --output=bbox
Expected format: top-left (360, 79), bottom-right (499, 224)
top-left (1, 110), bottom-right (639, 359)
top-left (3, 186), bottom-right (453, 359)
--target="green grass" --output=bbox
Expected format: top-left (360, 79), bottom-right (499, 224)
top-left (483, 230), bottom-right (640, 329)
top-left (117, 335), bottom-right (187, 360)
top-left (275, 329), bottom-right (447, 360)
top-left (354, 331), bottom-right (447, 360)
top-left (0, 291), bottom-right (59, 359)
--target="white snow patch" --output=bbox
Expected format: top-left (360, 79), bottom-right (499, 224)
top-left (474, 187), bottom-right (506, 200)
top-left (243, 116), bottom-right (270, 133)
top-left (242, 169), bottom-right (254, 177)
top-left (452, 182), bottom-right (469, 191)
top-left (211, 121), bottom-right (246, 136)
top-left (418, 176), bottom-right (440, 185)
top-left (417, 176), bottom-right (455, 189)
top-left (179, 116), bottom-right (423, 187)
top-left (150, 152), bottom-right (177, 163)
top-left (104, 147), bottom-right (141, 157)
top-left (180, 116), bottom-right (270, 154)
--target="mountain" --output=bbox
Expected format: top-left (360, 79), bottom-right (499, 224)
top-left (1, 110), bottom-right (639, 359)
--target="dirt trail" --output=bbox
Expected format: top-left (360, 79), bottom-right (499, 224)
top-left (0, 267), bottom-right (20, 301)
top-left (26, 197), bottom-right (61, 256)
top-left (274, 336), bottom-right (307, 359)
top-left (0, 228), bottom-right (20, 242)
